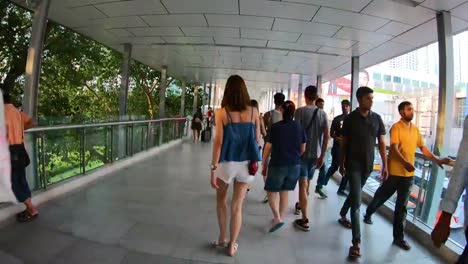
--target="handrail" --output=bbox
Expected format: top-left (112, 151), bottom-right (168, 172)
top-left (26, 117), bottom-right (189, 133)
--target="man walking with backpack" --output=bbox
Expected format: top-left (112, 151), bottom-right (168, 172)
top-left (293, 85), bottom-right (329, 231)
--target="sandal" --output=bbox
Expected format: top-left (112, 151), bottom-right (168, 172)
top-left (16, 210), bottom-right (27, 218)
top-left (228, 242), bottom-right (238, 257)
top-left (211, 240), bottom-right (228, 248)
top-left (338, 218), bottom-right (352, 229)
top-left (16, 211), bottom-right (39, 223)
top-left (348, 245), bottom-right (361, 258)
top-left (268, 222), bottom-right (284, 233)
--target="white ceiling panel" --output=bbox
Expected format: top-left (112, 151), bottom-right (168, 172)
top-left (243, 48), bottom-right (289, 56)
top-left (118, 36), bottom-right (166, 45)
top-left (273, 18), bottom-right (341, 37)
top-left (107, 28), bottom-right (133, 37)
top-left (240, 0), bottom-right (319, 21)
top-left (452, 2), bottom-right (468, 22)
top-left (297, 34), bottom-right (355, 49)
top-left (420, 0), bottom-right (468, 11)
top-left (141, 15), bottom-right (208, 27)
top-left (360, 41), bottom-right (413, 69)
top-left (161, 0), bottom-right (238, 14)
top-left (313, 7), bottom-right (389, 31)
top-left (286, 0), bottom-right (372, 12)
top-left (127, 27), bottom-right (184, 37)
top-left (334, 27), bottom-right (394, 45)
top-left (241, 29), bottom-right (300, 42)
top-left (206, 15), bottom-right (274, 30)
top-left (215, 38), bottom-right (268, 47)
top-left (317, 46), bottom-right (351, 56)
top-left (361, 0), bottom-right (435, 26)
top-left (181, 27), bottom-right (240, 38)
top-left (196, 46), bottom-right (241, 52)
top-left (393, 17), bottom-right (468, 47)
top-left (375, 21), bottom-right (413, 36)
top-left (268, 41), bottom-right (320, 52)
top-left (94, 1), bottom-right (167, 17)
top-left (162, 37), bottom-right (214, 44)
top-left (349, 42), bottom-right (380, 56)
top-left (91, 16), bottom-right (148, 29)
top-left (70, 5), bottom-right (107, 20)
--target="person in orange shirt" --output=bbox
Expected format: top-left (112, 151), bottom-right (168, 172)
top-left (3, 92), bottom-right (38, 222)
top-left (363, 101), bottom-right (451, 250)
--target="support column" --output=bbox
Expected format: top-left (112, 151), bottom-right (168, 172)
top-left (118, 43), bottom-right (132, 159)
top-left (317, 75), bottom-right (322, 97)
top-left (159, 66), bottom-right (167, 118)
top-left (213, 83), bottom-right (217, 108)
top-left (180, 78), bottom-right (186, 116)
top-left (350, 56), bottom-right (359, 110)
top-left (421, 11), bottom-right (455, 225)
top-left (119, 43), bottom-right (132, 119)
top-left (298, 74), bottom-right (303, 107)
top-left (287, 75), bottom-right (292, 100)
top-left (23, 0), bottom-right (51, 190)
top-left (208, 82), bottom-right (213, 109)
top-left (23, 0), bottom-right (50, 119)
top-left (193, 84), bottom-right (198, 114)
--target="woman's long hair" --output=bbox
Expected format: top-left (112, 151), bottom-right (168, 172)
top-left (221, 75), bottom-right (250, 112)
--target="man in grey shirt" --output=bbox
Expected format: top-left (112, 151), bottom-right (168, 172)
top-left (293, 85), bottom-right (329, 231)
top-left (432, 116), bottom-right (467, 263)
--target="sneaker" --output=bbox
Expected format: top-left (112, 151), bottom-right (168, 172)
top-left (294, 218), bottom-right (310, 231)
top-left (315, 187), bottom-right (328, 199)
top-left (337, 190), bottom-right (348, 197)
top-left (393, 240), bottom-right (411, 250)
top-left (262, 195), bottom-right (269, 203)
top-left (363, 214), bottom-right (373, 225)
top-left (294, 202), bottom-right (301, 215)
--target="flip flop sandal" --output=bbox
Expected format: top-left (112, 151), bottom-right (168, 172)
top-left (228, 242), bottom-right (238, 257)
top-left (16, 210), bottom-right (27, 218)
top-left (338, 218), bottom-right (352, 229)
top-left (211, 240), bottom-right (228, 248)
top-left (17, 212), bottom-right (38, 223)
top-left (268, 222), bottom-right (285, 233)
top-left (348, 246), bottom-right (361, 258)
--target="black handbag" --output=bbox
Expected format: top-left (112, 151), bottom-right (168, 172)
top-left (9, 144), bottom-right (30, 167)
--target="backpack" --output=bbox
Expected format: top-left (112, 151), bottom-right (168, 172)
top-left (302, 108), bottom-right (320, 159)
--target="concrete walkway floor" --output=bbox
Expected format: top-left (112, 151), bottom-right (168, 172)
top-left (0, 143), bottom-right (445, 264)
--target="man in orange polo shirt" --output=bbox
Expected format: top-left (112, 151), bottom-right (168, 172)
top-left (363, 101), bottom-right (451, 250)
top-left (3, 92), bottom-right (38, 222)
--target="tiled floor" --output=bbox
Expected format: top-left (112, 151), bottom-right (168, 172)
top-left (0, 143), bottom-right (446, 263)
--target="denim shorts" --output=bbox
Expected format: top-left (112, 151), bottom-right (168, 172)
top-left (300, 158), bottom-right (318, 180)
top-left (264, 165), bottom-right (300, 192)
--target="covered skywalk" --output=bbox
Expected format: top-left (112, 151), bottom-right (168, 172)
top-left (0, 143), bottom-right (444, 264)
top-left (1, 0), bottom-right (468, 263)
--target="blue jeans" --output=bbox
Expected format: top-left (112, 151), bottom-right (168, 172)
top-left (317, 145), bottom-right (340, 189)
top-left (457, 229), bottom-right (468, 264)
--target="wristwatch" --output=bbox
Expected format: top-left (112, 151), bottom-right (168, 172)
top-left (210, 165), bottom-right (218, 171)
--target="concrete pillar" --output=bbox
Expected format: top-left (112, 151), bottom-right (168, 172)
top-left (193, 84), bottom-right (198, 114)
top-left (180, 78), bottom-right (186, 116)
top-left (350, 56), bottom-right (359, 110)
top-left (421, 11), bottom-right (455, 225)
top-left (23, 0), bottom-right (51, 190)
top-left (317, 75), bottom-right (322, 97)
top-left (159, 66), bottom-right (167, 118)
top-left (298, 74), bottom-right (303, 107)
top-left (119, 43), bottom-right (132, 119)
top-left (208, 82), bottom-right (213, 109)
top-left (213, 83), bottom-right (217, 108)
top-left (287, 74), bottom-right (292, 100)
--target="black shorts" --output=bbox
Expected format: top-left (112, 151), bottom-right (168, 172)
top-left (11, 165), bottom-right (31, 203)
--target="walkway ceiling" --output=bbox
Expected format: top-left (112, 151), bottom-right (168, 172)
top-left (12, 0), bottom-right (468, 97)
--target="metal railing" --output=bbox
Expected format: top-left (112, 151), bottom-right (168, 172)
top-left (25, 118), bottom-right (189, 190)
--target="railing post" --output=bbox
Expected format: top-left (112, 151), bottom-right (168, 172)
top-left (110, 126), bottom-right (114, 163)
top-left (80, 128), bottom-right (86, 174)
top-left (40, 132), bottom-right (47, 189)
top-left (159, 121), bottom-right (164, 145)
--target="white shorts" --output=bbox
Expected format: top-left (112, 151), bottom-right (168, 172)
top-left (217, 161), bottom-right (255, 184)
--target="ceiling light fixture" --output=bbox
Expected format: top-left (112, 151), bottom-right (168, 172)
top-left (150, 43), bottom-right (340, 57)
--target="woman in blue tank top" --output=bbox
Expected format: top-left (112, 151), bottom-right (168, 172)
top-left (210, 75), bottom-right (261, 257)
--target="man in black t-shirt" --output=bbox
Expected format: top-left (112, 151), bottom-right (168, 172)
top-left (337, 87), bottom-right (388, 259)
top-left (333, 100), bottom-right (351, 196)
